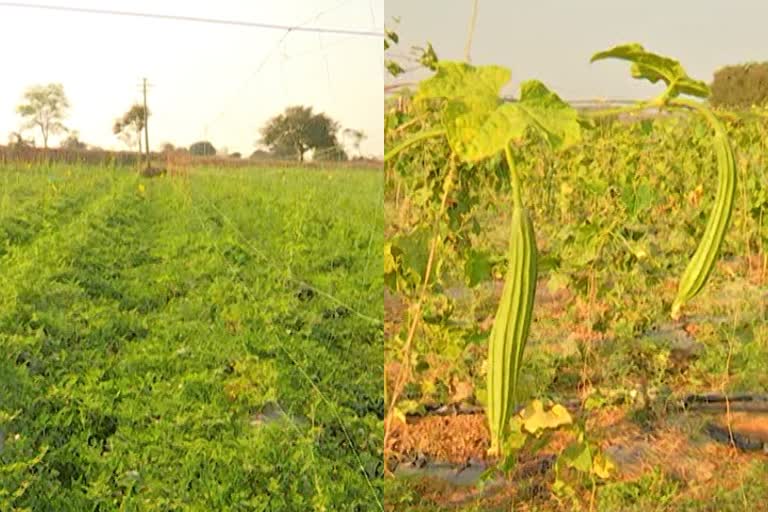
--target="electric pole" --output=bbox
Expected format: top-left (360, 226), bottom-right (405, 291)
top-left (142, 77), bottom-right (150, 168)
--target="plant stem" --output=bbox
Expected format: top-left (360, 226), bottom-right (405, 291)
top-left (390, 115), bottom-right (428, 136)
top-left (384, 161), bottom-right (456, 462)
top-left (463, 0), bottom-right (479, 63)
top-left (384, 128), bottom-right (446, 162)
top-left (668, 98), bottom-right (722, 128)
top-left (505, 144), bottom-right (522, 208)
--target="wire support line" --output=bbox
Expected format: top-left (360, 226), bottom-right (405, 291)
top-left (200, 0), bottom-right (356, 132)
top-left (0, 2), bottom-right (384, 37)
top-left (199, 195), bottom-right (382, 327)
top-left (177, 179), bottom-right (384, 511)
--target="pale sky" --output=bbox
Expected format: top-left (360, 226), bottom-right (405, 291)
top-left (386, 0), bottom-right (768, 102)
top-left (0, 0), bottom-right (384, 157)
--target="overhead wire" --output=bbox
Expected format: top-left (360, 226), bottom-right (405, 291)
top-left (200, 0), bottom-right (362, 141)
top-left (0, 1), bottom-right (384, 37)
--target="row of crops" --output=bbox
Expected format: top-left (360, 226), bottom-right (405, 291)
top-left (384, 46), bottom-right (768, 510)
top-left (0, 165), bottom-right (384, 510)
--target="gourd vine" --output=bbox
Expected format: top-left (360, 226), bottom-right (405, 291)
top-left (385, 42), bottom-right (740, 468)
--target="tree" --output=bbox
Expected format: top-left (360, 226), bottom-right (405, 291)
top-left (259, 106), bottom-right (340, 162)
top-left (60, 131), bottom-right (87, 150)
top-left (113, 105), bottom-right (148, 153)
top-left (710, 62), bottom-right (768, 109)
top-left (189, 141), bottom-right (216, 156)
top-left (250, 149), bottom-right (273, 160)
top-left (161, 142), bottom-right (176, 153)
top-left (314, 144), bottom-right (348, 161)
top-left (16, 83), bottom-right (69, 149)
top-left (343, 128), bottom-right (367, 158)
top-left (7, 131), bottom-right (34, 149)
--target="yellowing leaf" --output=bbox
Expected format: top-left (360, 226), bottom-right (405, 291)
top-left (519, 400), bottom-right (573, 434)
top-left (592, 452), bottom-right (615, 479)
top-left (384, 243), bottom-right (398, 274)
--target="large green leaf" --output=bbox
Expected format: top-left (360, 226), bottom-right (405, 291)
top-left (415, 61), bottom-right (581, 162)
top-left (464, 249), bottom-right (492, 287)
top-left (513, 80), bottom-right (583, 150)
top-left (562, 441), bottom-right (593, 473)
top-left (416, 61), bottom-right (510, 110)
top-left (591, 43), bottom-right (709, 100)
top-left (446, 80), bottom-right (581, 161)
top-left (442, 99), bottom-right (525, 161)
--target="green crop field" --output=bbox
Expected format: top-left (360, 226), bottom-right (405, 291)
top-left (383, 48), bottom-right (768, 511)
top-left (0, 165), bottom-right (384, 510)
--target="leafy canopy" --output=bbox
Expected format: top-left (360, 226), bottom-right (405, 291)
top-left (113, 104), bottom-right (148, 136)
top-left (60, 131), bottom-right (87, 150)
top-left (189, 141), bottom-right (216, 156)
top-left (16, 83), bottom-right (70, 148)
top-left (113, 104), bottom-right (148, 151)
top-left (710, 62), bottom-right (768, 109)
top-left (415, 61), bottom-right (582, 162)
top-left (259, 106), bottom-right (340, 162)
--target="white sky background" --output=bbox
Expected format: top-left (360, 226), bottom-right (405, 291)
top-left (386, 0), bottom-right (768, 102)
top-left (0, 0), bottom-right (384, 157)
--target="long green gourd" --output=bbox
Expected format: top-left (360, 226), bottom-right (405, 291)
top-left (487, 148), bottom-right (538, 456)
top-left (671, 109), bottom-right (736, 319)
top-left (586, 45), bottom-right (737, 318)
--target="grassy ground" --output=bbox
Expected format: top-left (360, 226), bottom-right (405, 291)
top-left (0, 164), bottom-right (383, 511)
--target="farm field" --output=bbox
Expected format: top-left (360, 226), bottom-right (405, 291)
top-left (384, 107), bottom-right (768, 510)
top-left (0, 165), bottom-right (384, 510)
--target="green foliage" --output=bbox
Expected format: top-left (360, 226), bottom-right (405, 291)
top-left (189, 140), bottom-right (216, 156)
top-left (59, 131), bottom-right (87, 150)
top-left (710, 62), bottom-right (768, 109)
top-left (343, 129), bottom-right (367, 158)
top-left (417, 43), bottom-right (439, 71)
top-left (314, 144), bottom-right (349, 162)
top-left (0, 164), bottom-right (383, 510)
top-left (259, 106), bottom-right (341, 163)
top-left (113, 104), bottom-right (148, 152)
top-left (410, 61), bottom-right (581, 161)
top-left (596, 468), bottom-right (680, 511)
top-left (385, 41), bottom-right (768, 511)
top-left (591, 43), bottom-right (710, 101)
top-left (499, 399), bottom-right (614, 508)
top-left (384, 23), bottom-right (439, 80)
top-left (16, 83), bottom-right (70, 149)
top-left (591, 44), bottom-right (738, 316)
top-left (384, 22), bottom-right (405, 77)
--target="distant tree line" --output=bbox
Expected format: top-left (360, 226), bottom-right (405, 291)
top-left (710, 62), bottom-right (768, 109)
top-left (7, 83), bottom-right (365, 163)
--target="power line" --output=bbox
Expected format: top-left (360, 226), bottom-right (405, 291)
top-left (0, 2), bottom-right (384, 37)
top-left (201, 0), bottom-right (356, 139)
